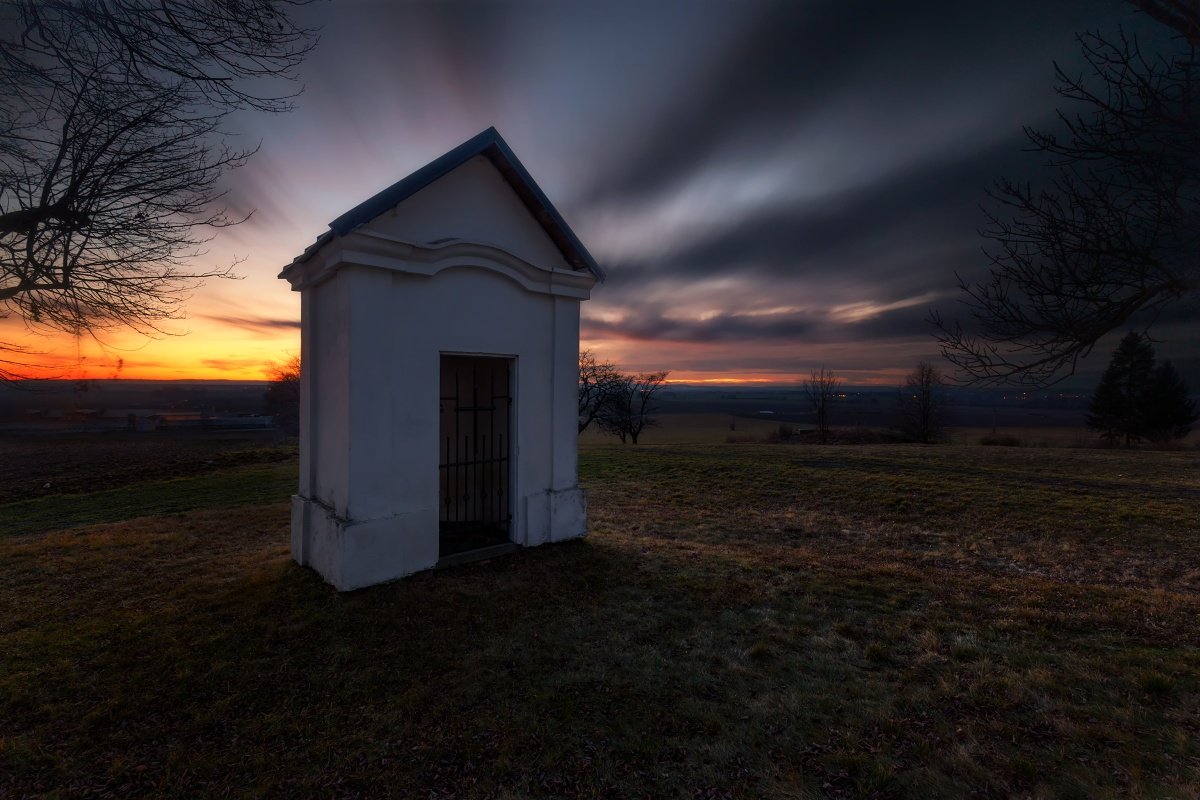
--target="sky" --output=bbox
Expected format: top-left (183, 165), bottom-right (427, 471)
top-left (3, 0), bottom-right (1196, 386)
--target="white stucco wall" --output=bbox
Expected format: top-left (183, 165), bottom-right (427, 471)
top-left (369, 156), bottom-right (571, 269)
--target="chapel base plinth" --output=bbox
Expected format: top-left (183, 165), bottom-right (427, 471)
top-left (291, 495), bottom-right (439, 591)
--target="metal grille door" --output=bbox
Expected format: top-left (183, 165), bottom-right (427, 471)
top-left (438, 356), bottom-right (512, 552)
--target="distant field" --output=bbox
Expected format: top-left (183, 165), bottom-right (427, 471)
top-left (2, 436), bottom-right (1198, 797)
top-left (583, 410), bottom-right (1198, 449)
top-left (580, 412), bottom-right (788, 445)
top-left (0, 435), bottom-right (295, 505)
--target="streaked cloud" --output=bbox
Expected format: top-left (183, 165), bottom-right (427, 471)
top-left (198, 315), bottom-right (301, 335)
top-left (200, 357), bottom-right (275, 374)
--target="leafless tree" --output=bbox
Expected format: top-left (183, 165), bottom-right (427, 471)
top-left (897, 361), bottom-right (947, 444)
top-left (803, 368), bottom-right (840, 443)
top-left (598, 370), bottom-right (669, 444)
top-left (578, 349), bottom-right (623, 433)
top-left (0, 1), bottom-right (317, 376)
top-left (933, 9), bottom-right (1199, 385)
top-left (264, 353), bottom-right (301, 435)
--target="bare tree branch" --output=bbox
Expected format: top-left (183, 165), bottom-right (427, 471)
top-left (0, 1), bottom-right (317, 376)
top-left (578, 348), bottom-right (623, 434)
top-left (264, 352), bottom-right (300, 435)
top-left (934, 20), bottom-right (1199, 385)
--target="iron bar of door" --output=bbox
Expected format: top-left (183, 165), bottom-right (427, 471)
top-left (439, 357), bottom-right (511, 534)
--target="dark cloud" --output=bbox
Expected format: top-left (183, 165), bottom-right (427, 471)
top-left (641, 138), bottom-right (1023, 280)
top-left (583, 310), bottom-right (815, 344)
top-left (200, 315), bottom-right (300, 335)
top-left (216, 0), bottom-right (1186, 381)
top-left (585, 135), bottom-right (1040, 341)
top-left (833, 308), bottom-right (941, 344)
top-left (574, 0), bottom-right (1123, 210)
top-left (582, 289), bottom-right (944, 350)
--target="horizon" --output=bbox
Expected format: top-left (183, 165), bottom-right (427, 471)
top-left (1, 375), bottom-right (1105, 396)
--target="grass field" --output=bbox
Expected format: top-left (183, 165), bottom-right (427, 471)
top-left (2, 433), bottom-right (1198, 798)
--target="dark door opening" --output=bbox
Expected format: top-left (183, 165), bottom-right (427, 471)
top-left (438, 355), bottom-right (513, 559)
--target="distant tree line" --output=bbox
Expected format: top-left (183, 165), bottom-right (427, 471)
top-left (801, 345), bottom-right (1195, 448)
top-left (578, 350), bottom-right (669, 444)
top-left (797, 363), bottom-right (951, 444)
top-left (272, 343), bottom-right (1194, 450)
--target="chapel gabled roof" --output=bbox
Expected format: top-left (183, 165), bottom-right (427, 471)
top-left (318, 126), bottom-right (603, 281)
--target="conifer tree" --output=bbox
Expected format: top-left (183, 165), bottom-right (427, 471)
top-left (1086, 332), bottom-right (1156, 445)
top-left (1142, 361), bottom-right (1198, 443)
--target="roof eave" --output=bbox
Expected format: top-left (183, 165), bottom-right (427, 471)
top-left (323, 127), bottom-right (604, 282)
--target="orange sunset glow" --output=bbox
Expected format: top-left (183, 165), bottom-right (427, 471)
top-left (0, 322), bottom-right (298, 381)
top-left (0, 240), bottom-right (303, 381)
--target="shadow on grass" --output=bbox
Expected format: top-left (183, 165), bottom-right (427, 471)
top-left (6, 510), bottom-right (1199, 799)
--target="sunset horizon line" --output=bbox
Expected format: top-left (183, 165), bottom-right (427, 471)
top-left (6, 371), bottom-right (920, 389)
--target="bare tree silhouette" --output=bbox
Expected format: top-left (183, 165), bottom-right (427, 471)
top-left (578, 349), bottom-right (623, 434)
top-left (803, 368), bottom-right (840, 443)
top-left (0, 1), bottom-right (317, 379)
top-left (897, 361), bottom-right (947, 444)
top-left (934, 10), bottom-right (1198, 385)
top-left (598, 371), bottom-right (669, 444)
top-left (264, 353), bottom-right (301, 436)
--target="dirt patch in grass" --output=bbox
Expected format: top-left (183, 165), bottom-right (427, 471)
top-left (2, 442), bottom-right (1198, 798)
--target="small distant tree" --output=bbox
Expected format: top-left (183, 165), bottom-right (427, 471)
top-left (803, 368), bottom-right (840, 443)
top-left (578, 349), bottom-right (622, 434)
top-left (598, 370), bottom-right (669, 444)
top-left (1142, 360), bottom-right (1198, 443)
top-left (897, 361), bottom-right (947, 443)
top-left (264, 354), bottom-right (300, 435)
top-left (1087, 332), bottom-right (1156, 445)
